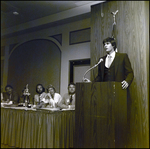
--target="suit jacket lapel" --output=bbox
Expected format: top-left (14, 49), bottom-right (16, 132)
top-left (100, 53), bottom-right (119, 81)
top-left (101, 55), bottom-right (107, 81)
top-left (114, 52), bottom-right (119, 76)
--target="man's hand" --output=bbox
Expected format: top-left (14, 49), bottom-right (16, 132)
top-left (121, 80), bottom-right (129, 89)
top-left (83, 78), bottom-right (91, 82)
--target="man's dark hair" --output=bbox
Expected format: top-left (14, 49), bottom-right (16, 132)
top-left (103, 37), bottom-right (116, 50)
top-left (5, 85), bottom-right (13, 91)
top-left (36, 84), bottom-right (45, 93)
top-left (68, 82), bottom-right (76, 88)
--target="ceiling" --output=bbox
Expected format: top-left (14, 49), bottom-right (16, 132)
top-left (1, 1), bottom-right (104, 38)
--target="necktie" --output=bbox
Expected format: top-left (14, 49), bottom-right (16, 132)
top-left (107, 55), bottom-right (112, 68)
top-left (70, 95), bottom-right (73, 105)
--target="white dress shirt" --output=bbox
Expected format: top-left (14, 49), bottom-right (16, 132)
top-left (45, 93), bottom-right (62, 108)
top-left (34, 92), bottom-right (47, 104)
top-left (105, 51), bottom-right (116, 68)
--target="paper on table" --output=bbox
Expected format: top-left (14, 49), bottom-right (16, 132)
top-left (2, 101), bottom-right (13, 105)
top-left (1, 102), bottom-right (16, 108)
top-left (61, 108), bottom-right (75, 111)
top-left (40, 107), bottom-right (60, 111)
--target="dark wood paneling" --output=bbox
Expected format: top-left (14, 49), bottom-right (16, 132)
top-left (90, 1), bottom-right (149, 148)
top-left (75, 82), bottom-right (127, 148)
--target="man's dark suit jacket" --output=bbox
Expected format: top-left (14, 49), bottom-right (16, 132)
top-left (94, 52), bottom-right (134, 86)
top-left (2, 91), bottom-right (20, 104)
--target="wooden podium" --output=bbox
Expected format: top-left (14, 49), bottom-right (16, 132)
top-left (75, 82), bottom-right (127, 148)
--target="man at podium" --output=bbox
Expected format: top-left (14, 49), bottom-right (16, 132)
top-left (80, 37), bottom-right (134, 148)
top-left (84, 37), bottom-right (134, 89)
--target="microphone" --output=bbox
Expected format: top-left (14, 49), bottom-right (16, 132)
top-left (82, 58), bottom-right (103, 82)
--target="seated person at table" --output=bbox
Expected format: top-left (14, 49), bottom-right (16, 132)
top-left (33, 84), bottom-right (47, 108)
top-left (58, 82), bottom-right (76, 109)
top-left (2, 85), bottom-right (20, 104)
top-left (45, 84), bottom-right (62, 108)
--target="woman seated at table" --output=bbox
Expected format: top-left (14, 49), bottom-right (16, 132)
top-left (33, 84), bottom-right (47, 108)
top-left (45, 84), bottom-right (62, 108)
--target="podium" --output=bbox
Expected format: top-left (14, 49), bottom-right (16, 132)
top-left (75, 82), bottom-right (127, 148)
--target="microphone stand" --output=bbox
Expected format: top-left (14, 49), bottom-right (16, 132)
top-left (82, 59), bottom-right (103, 82)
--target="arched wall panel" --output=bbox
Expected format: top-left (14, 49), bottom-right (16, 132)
top-left (7, 39), bottom-right (61, 100)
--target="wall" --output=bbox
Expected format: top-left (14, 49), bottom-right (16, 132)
top-left (90, 1), bottom-right (149, 148)
top-left (1, 17), bottom-right (91, 97)
top-left (7, 39), bottom-right (61, 99)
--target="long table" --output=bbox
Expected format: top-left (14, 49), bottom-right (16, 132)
top-left (1, 106), bottom-right (75, 148)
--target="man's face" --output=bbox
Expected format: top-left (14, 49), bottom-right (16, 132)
top-left (6, 87), bottom-right (12, 94)
top-left (68, 85), bottom-right (75, 94)
top-left (103, 42), bottom-right (114, 54)
top-left (37, 85), bottom-right (43, 94)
